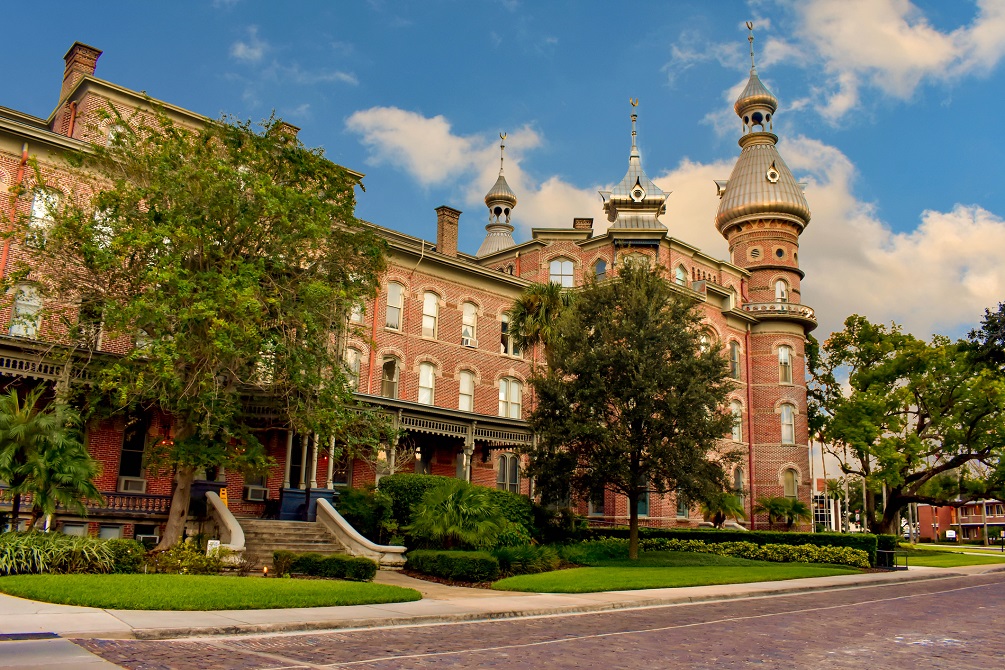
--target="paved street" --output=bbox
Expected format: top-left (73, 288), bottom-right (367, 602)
top-left (68, 572), bottom-right (1005, 669)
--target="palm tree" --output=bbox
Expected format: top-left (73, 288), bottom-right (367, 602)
top-left (506, 282), bottom-right (572, 366)
top-left (701, 491), bottom-right (747, 529)
top-left (783, 499), bottom-right (812, 531)
top-left (20, 423), bottom-right (101, 529)
top-left (753, 496), bottom-right (791, 530)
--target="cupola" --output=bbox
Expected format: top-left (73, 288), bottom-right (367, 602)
top-left (477, 133), bottom-right (519, 257)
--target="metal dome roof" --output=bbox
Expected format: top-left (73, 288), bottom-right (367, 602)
top-left (484, 173), bottom-right (517, 208)
top-left (734, 68), bottom-right (778, 116)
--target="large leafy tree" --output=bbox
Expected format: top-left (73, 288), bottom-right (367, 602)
top-left (525, 262), bottom-right (738, 559)
top-left (12, 109), bottom-right (386, 548)
top-left (811, 315), bottom-right (1005, 534)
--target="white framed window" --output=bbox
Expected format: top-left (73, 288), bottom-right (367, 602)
top-left (381, 356), bottom-right (400, 398)
top-left (28, 189), bottom-right (59, 248)
top-left (730, 401), bottom-right (743, 442)
top-left (9, 284), bottom-right (42, 338)
top-left (344, 347), bottom-right (361, 390)
top-left (498, 377), bottom-right (522, 419)
top-left (350, 302), bottom-right (364, 324)
top-left (421, 292), bottom-right (439, 338)
top-left (594, 259), bottom-right (607, 280)
top-left (98, 525), bottom-right (122, 540)
top-left (461, 302), bottom-right (477, 347)
top-left (385, 282), bottom-right (403, 330)
top-left (780, 403), bottom-right (795, 445)
top-left (637, 488), bottom-right (650, 517)
top-left (775, 279), bottom-right (789, 303)
top-left (783, 468), bottom-right (798, 499)
top-left (733, 466), bottom-right (744, 493)
top-left (729, 341), bottom-right (741, 379)
top-left (779, 345), bottom-right (793, 384)
top-left (458, 370), bottom-right (475, 412)
top-left (549, 258), bottom-right (574, 287)
top-left (676, 492), bottom-right (689, 519)
top-left (500, 315), bottom-right (521, 357)
top-left (674, 265), bottom-right (688, 286)
top-left (418, 362), bottom-right (435, 405)
top-left (496, 453), bottom-right (519, 493)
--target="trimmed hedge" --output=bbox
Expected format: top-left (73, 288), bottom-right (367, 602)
top-left (492, 545), bottom-right (560, 577)
top-left (378, 474), bottom-right (454, 527)
top-left (588, 527), bottom-right (880, 565)
top-left (272, 550), bottom-right (377, 581)
top-left (876, 534), bottom-right (899, 552)
top-left (485, 488), bottom-right (534, 532)
top-left (405, 549), bottom-right (500, 582)
top-left (638, 537), bottom-right (870, 568)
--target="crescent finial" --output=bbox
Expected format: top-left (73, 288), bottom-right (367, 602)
top-left (499, 132), bottom-right (507, 142)
top-left (630, 98), bottom-right (639, 108)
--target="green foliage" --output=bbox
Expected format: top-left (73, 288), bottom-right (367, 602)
top-left (0, 532), bottom-right (114, 575)
top-left (407, 479), bottom-right (507, 550)
top-left (145, 541), bottom-right (225, 574)
top-left (701, 491), bottom-right (747, 528)
top-left (491, 545), bottom-right (560, 577)
top-left (495, 520), bottom-right (533, 547)
top-left (288, 552), bottom-right (377, 581)
top-left (556, 538), bottom-right (630, 565)
top-left (485, 487), bottom-right (534, 532)
top-left (336, 486), bottom-right (397, 544)
top-left (105, 538), bottom-right (146, 574)
top-left (636, 537), bottom-right (870, 568)
top-left (505, 281), bottom-right (573, 357)
top-left (876, 534), bottom-right (899, 552)
top-left (754, 496), bottom-right (811, 530)
top-left (524, 263), bottom-right (740, 558)
top-left (377, 474), bottom-right (454, 527)
top-left (531, 504), bottom-right (589, 544)
top-left (272, 550), bottom-right (295, 577)
top-left (405, 550), bottom-right (500, 582)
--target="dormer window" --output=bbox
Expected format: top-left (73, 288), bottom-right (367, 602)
top-left (549, 258), bottom-right (574, 287)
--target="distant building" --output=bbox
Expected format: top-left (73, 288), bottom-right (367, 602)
top-left (917, 501), bottom-right (1005, 543)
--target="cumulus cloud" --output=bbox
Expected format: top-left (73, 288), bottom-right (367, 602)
top-left (230, 26), bottom-right (267, 63)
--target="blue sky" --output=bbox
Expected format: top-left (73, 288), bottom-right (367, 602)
top-left (6, 1), bottom-right (1005, 338)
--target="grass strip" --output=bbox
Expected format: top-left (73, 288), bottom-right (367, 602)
top-left (0, 574), bottom-right (421, 610)
top-left (897, 550), bottom-right (1005, 568)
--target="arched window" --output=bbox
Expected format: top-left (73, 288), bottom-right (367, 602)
top-left (461, 302), bottom-right (477, 347)
top-left (385, 282), bottom-right (403, 330)
top-left (779, 345), bottom-right (793, 384)
top-left (499, 377), bottom-right (522, 418)
top-left (421, 292), bottom-right (439, 338)
top-left (732, 466), bottom-right (744, 493)
top-left (458, 370), bottom-right (475, 412)
top-left (380, 356), bottom-right (400, 398)
top-left (775, 279), bottom-right (789, 303)
top-left (729, 341), bottom-right (741, 379)
top-left (344, 348), bottom-right (361, 390)
top-left (9, 284), bottom-right (42, 338)
top-left (418, 362), bottom-right (435, 405)
top-left (780, 403), bottom-right (795, 444)
top-left (594, 259), bottom-right (607, 281)
top-left (28, 189), bottom-right (59, 248)
top-left (730, 401), bottom-right (743, 442)
top-left (500, 315), bottom-right (521, 357)
top-left (497, 453), bottom-right (520, 493)
top-left (674, 265), bottom-right (688, 286)
top-left (783, 468), bottom-right (798, 499)
top-left (549, 258), bottom-right (574, 287)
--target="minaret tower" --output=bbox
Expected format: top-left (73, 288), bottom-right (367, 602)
top-left (714, 24), bottom-right (815, 529)
top-left (477, 134), bottom-right (518, 257)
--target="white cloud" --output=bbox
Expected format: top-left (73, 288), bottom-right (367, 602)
top-left (230, 26), bottom-right (267, 63)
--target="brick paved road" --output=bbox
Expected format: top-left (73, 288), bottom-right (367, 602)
top-left (75, 573), bottom-right (1005, 669)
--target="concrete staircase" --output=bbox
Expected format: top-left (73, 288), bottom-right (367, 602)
top-left (239, 519), bottom-right (347, 569)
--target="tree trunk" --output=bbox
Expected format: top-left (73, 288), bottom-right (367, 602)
top-left (28, 506), bottom-right (42, 531)
top-left (10, 492), bottom-right (21, 532)
top-left (155, 464), bottom-right (196, 550)
top-left (628, 491), bottom-right (639, 560)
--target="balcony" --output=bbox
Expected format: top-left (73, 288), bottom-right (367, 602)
top-left (1, 488), bottom-right (172, 519)
top-left (742, 302), bottom-right (817, 329)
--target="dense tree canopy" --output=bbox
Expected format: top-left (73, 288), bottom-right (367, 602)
top-left (523, 263), bottom-right (738, 558)
top-left (811, 315), bottom-right (1005, 534)
top-left (11, 108), bottom-right (387, 546)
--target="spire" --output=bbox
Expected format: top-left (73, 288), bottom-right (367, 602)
top-left (477, 133), bottom-right (518, 257)
top-left (599, 100), bottom-right (669, 231)
top-left (733, 22), bottom-right (778, 129)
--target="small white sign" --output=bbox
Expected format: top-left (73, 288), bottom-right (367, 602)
top-left (206, 539), bottom-right (221, 555)
top-left (945, 530), bottom-right (957, 540)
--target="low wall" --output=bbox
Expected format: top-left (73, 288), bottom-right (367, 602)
top-left (315, 498), bottom-right (406, 566)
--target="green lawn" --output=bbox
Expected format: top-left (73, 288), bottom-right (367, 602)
top-left (0, 574), bottom-right (422, 610)
top-left (899, 549), bottom-right (1005, 568)
top-left (493, 551), bottom-right (859, 593)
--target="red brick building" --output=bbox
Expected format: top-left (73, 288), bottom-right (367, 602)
top-left (0, 40), bottom-right (815, 539)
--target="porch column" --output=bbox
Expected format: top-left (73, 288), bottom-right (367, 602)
top-left (309, 433), bottom-right (319, 488)
top-left (462, 422), bottom-right (476, 483)
top-left (282, 430), bottom-right (294, 488)
top-left (299, 434), bottom-right (309, 489)
top-left (326, 435), bottom-right (336, 489)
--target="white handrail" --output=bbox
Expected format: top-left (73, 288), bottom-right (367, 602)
top-left (315, 498), bottom-right (407, 566)
top-left (205, 491), bottom-right (246, 552)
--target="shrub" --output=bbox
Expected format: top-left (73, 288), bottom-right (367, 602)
top-left (496, 520), bottom-right (533, 548)
top-left (492, 545), bottom-right (560, 576)
top-left (485, 488), bottom-right (534, 533)
top-left (405, 549), bottom-right (500, 582)
top-left (0, 531), bottom-right (114, 575)
top-left (272, 550), bottom-right (295, 576)
top-left (531, 504), bottom-right (589, 545)
top-left (287, 553), bottom-right (377, 581)
top-left (636, 537), bottom-right (870, 568)
top-left (290, 552), bottom-right (324, 575)
top-left (876, 534), bottom-right (899, 552)
top-left (378, 474), bottom-right (453, 527)
top-left (557, 538), bottom-right (630, 566)
top-left (407, 479), bottom-right (507, 550)
top-left (336, 486), bottom-right (397, 544)
top-left (146, 541), bottom-right (224, 574)
top-left (105, 538), bottom-right (146, 574)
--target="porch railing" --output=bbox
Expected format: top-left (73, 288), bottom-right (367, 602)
top-left (0, 488), bottom-right (171, 516)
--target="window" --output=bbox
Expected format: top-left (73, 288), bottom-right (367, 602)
top-left (118, 413), bottom-right (149, 483)
top-left (381, 357), bottom-right (400, 398)
top-left (729, 341), bottom-right (741, 379)
top-left (458, 370), bottom-right (475, 412)
top-left (344, 347), bottom-right (361, 390)
top-left (500, 315), bottom-right (521, 357)
top-left (549, 258), bottom-right (574, 287)
top-left (98, 525), bottom-right (122, 540)
top-left (589, 488), bottom-right (605, 516)
top-left (676, 492), bottom-right (689, 519)
top-left (779, 345), bottom-right (793, 384)
top-left (461, 302), bottom-right (477, 347)
top-left (637, 488), bottom-right (650, 517)
top-left (77, 299), bottom-right (103, 349)
top-left (106, 123), bottom-right (123, 146)
top-left (350, 302), bottom-right (364, 324)
top-left (28, 189), bottom-right (59, 247)
top-left (421, 292), bottom-right (438, 338)
top-left (674, 265), bottom-right (688, 286)
top-left (9, 285), bottom-right (42, 338)
top-left (699, 332), bottom-right (711, 354)
top-left (498, 377), bottom-right (522, 418)
top-left (780, 403), bottom-right (795, 444)
top-left (385, 282), bottom-right (403, 330)
top-left (783, 468), bottom-right (798, 499)
top-left (497, 453), bottom-right (519, 493)
top-left (732, 466), bottom-right (744, 493)
top-left (775, 279), bottom-right (789, 303)
top-left (594, 259), bottom-right (607, 280)
top-left (730, 401), bottom-right (743, 442)
top-left (418, 362), bottom-right (435, 405)
top-left (61, 523), bottom-right (86, 537)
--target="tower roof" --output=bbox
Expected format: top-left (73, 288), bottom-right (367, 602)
top-left (477, 133), bottom-right (518, 257)
top-left (734, 68), bottom-right (778, 116)
top-left (600, 101), bottom-right (669, 230)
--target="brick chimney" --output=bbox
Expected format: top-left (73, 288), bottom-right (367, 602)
top-left (436, 206), bottom-right (461, 257)
top-left (573, 217), bottom-right (594, 231)
top-left (61, 42), bottom-right (102, 102)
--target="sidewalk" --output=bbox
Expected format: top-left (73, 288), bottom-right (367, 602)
top-left (0, 565), bottom-right (1001, 641)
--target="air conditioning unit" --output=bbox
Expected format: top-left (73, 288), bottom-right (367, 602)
top-left (243, 485), bottom-right (268, 502)
top-left (135, 534), bottom-right (159, 548)
top-left (461, 337), bottom-right (478, 348)
top-left (118, 476), bottom-right (147, 493)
